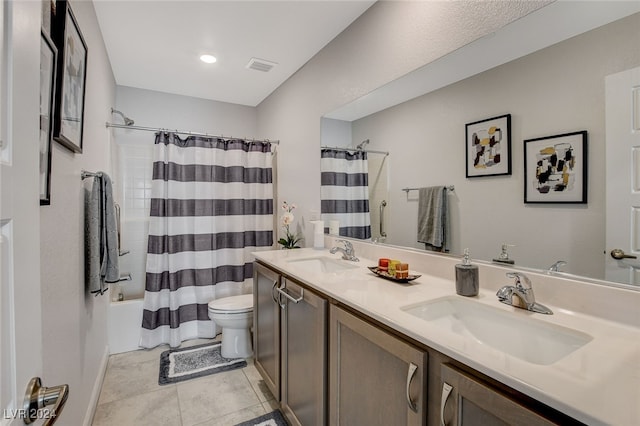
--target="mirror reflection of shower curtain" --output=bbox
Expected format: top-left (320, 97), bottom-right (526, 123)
top-left (140, 132), bottom-right (274, 348)
top-left (321, 149), bottom-right (371, 239)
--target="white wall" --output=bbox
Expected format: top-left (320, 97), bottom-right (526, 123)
top-left (38, 1), bottom-right (116, 424)
top-left (112, 86), bottom-right (259, 299)
top-left (320, 117), bottom-right (351, 148)
top-left (115, 85), bottom-right (258, 140)
top-left (351, 13), bottom-right (640, 279)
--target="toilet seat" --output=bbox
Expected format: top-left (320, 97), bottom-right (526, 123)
top-left (208, 294), bottom-right (253, 314)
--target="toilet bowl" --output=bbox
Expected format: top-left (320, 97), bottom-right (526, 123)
top-left (208, 294), bottom-right (254, 359)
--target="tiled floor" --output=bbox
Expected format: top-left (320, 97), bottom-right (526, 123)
top-left (92, 338), bottom-right (278, 426)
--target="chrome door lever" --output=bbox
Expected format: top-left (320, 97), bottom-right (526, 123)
top-left (23, 377), bottom-right (69, 425)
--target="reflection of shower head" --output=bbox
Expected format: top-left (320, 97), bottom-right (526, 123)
top-left (356, 139), bottom-right (369, 150)
top-left (111, 108), bottom-right (134, 126)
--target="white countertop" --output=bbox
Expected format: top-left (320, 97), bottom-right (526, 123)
top-left (253, 247), bottom-right (640, 426)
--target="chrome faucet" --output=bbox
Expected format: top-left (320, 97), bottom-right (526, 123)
top-left (547, 260), bottom-right (567, 273)
top-left (496, 272), bottom-right (553, 315)
top-left (330, 239), bottom-right (359, 262)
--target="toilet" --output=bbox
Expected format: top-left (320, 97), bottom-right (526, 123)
top-left (208, 294), bottom-right (254, 359)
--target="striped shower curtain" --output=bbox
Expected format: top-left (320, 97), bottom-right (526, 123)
top-left (140, 132), bottom-right (274, 348)
top-left (320, 149), bottom-right (371, 239)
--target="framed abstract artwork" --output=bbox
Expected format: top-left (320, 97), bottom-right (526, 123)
top-left (465, 114), bottom-right (511, 178)
top-left (524, 131), bottom-right (588, 204)
top-left (52, 0), bottom-right (87, 153)
top-left (40, 31), bottom-right (57, 205)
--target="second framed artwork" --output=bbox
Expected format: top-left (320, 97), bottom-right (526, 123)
top-left (465, 114), bottom-right (512, 178)
top-left (524, 131), bottom-right (588, 204)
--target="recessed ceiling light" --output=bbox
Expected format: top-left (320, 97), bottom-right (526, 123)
top-left (200, 54), bottom-right (217, 64)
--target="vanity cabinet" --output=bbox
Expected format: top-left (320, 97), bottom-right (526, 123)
top-left (253, 262), bottom-right (281, 400)
top-left (439, 364), bottom-right (568, 426)
top-left (253, 262), bottom-right (327, 426)
top-left (280, 278), bottom-right (327, 426)
top-left (329, 305), bottom-right (428, 426)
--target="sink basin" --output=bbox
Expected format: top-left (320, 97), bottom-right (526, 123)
top-left (402, 296), bottom-right (592, 365)
top-left (286, 256), bottom-right (359, 274)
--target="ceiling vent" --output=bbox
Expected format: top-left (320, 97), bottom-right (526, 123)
top-left (246, 57), bottom-right (278, 73)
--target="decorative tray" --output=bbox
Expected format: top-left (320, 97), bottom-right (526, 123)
top-left (367, 266), bottom-right (421, 283)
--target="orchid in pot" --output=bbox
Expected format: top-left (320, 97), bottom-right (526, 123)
top-left (278, 201), bottom-right (303, 249)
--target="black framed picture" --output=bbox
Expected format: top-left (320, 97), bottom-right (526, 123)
top-left (524, 131), bottom-right (588, 204)
top-left (40, 30), bottom-right (57, 205)
top-left (465, 114), bottom-right (512, 178)
top-left (52, 0), bottom-right (87, 154)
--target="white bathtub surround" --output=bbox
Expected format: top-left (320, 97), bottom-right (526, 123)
top-left (253, 240), bottom-right (640, 426)
top-left (108, 297), bottom-right (144, 355)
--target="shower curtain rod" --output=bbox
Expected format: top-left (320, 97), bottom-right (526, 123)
top-left (105, 122), bottom-right (280, 144)
top-left (321, 145), bottom-right (389, 156)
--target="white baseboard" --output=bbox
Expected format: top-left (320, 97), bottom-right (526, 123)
top-left (83, 345), bottom-right (109, 426)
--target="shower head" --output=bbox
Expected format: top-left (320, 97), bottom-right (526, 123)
top-left (356, 139), bottom-right (370, 150)
top-left (111, 108), bottom-right (135, 126)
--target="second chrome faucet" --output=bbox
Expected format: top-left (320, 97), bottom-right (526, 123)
top-left (496, 272), bottom-right (553, 315)
top-left (330, 239), bottom-right (359, 262)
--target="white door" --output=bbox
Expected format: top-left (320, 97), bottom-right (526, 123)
top-left (1, 2), bottom-right (67, 425)
top-left (605, 66), bottom-right (640, 286)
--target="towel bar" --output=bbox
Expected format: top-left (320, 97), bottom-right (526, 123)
top-left (81, 170), bottom-right (103, 180)
top-left (402, 185), bottom-right (454, 193)
top-left (117, 274), bottom-right (132, 282)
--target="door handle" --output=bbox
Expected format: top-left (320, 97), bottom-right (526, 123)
top-left (440, 381), bottom-right (453, 426)
top-left (405, 362), bottom-right (418, 412)
top-left (276, 284), bottom-right (304, 304)
top-left (610, 249), bottom-right (638, 260)
top-left (271, 279), bottom-right (284, 308)
top-left (23, 377), bottom-right (69, 425)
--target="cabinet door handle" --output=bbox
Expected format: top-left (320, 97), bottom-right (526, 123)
top-left (276, 285), bottom-right (304, 304)
top-left (271, 280), bottom-right (283, 308)
top-left (406, 362), bottom-right (418, 412)
top-left (440, 382), bottom-right (453, 426)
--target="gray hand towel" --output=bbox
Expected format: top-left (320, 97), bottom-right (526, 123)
top-left (417, 186), bottom-right (449, 252)
top-left (85, 172), bottom-right (119, 295)
top-left (100, 173), bottom-right (120, 284)
top-left (85, 182), bottom-right (101, 294)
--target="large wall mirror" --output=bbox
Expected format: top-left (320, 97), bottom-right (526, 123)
top-left (320, 2), bottom-right (640, 288)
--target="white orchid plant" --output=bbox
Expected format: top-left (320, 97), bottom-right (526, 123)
top-left (278, 201), bottom-right (303, 249)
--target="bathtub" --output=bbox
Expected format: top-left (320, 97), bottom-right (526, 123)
top-left (108, 295), bottom-right (144, 354)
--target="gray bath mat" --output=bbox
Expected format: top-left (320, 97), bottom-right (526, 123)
top-left (234, 410), bottom-right (288, 426)
top-left (158, 342), bottom-right (246, 385)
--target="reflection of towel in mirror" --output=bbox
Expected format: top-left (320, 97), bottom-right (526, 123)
top-left (417, 186), bottom-right (449, 252)
top-left (85, 172), bottom-right (119, 295)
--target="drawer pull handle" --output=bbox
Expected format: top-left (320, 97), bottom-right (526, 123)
top-left (276, 285), bottom-right (304, 304)
top-left (406, 362), bottom-right (418, 412)
top-left (271, 280), bottom-right (284, 308)
top-left (440, 382), bottom-right (453, 426)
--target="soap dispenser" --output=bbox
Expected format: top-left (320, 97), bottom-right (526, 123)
top-left (455, 248), bottom-right (479, 297)
top-left (493, 243), bottom-right (515, 265)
